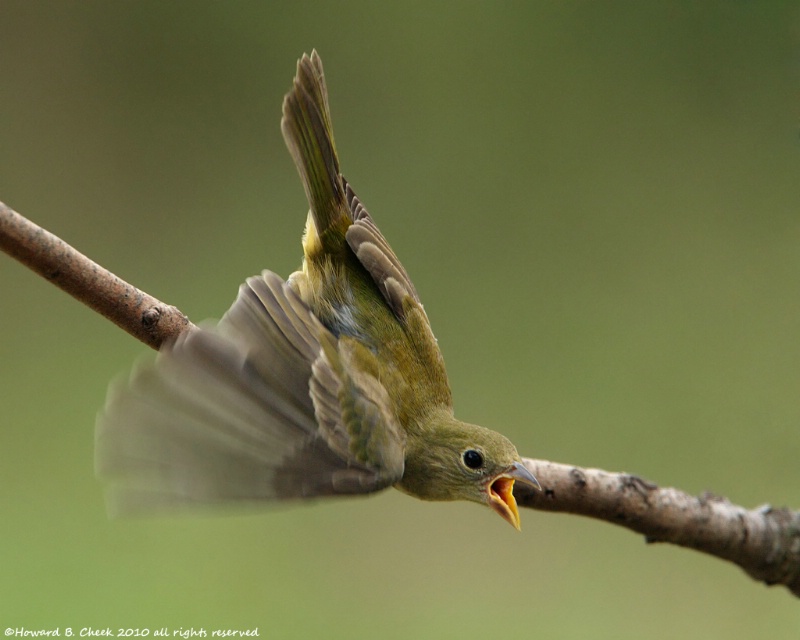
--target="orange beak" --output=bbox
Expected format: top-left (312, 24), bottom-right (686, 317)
top-left (487, 462), bottom-right (541, 530)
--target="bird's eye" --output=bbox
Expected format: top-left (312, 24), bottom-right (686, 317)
top-left (462, 449), bottom-right (484, 470)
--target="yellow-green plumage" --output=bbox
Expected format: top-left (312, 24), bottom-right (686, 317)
top-left (95, 50), bottom-right (538, 528)
top-left (283, 54), bottom-right (452, 430)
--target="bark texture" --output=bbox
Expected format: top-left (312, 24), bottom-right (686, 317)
top-left (517, 459), bottom-right (800, 596)
top-left (0, 201), bottom-right (194, 349)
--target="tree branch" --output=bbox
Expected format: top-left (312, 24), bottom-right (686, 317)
top-left (516, 459), bottom-right (800, 596)
top-left (2, 201), bottom-right (799, 597)
top-left (0, 201), bottom-right (194, 349)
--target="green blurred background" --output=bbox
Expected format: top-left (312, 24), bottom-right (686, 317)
top-left (1, 1), bottom-right (799, 636)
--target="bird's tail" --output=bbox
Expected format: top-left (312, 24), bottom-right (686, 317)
top-left (281, 50), bottom-right (351, 257)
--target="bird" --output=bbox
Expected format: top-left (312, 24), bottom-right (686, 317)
top-left (95, 50), bottom-right (540, 529)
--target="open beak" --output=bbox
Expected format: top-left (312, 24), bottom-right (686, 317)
top-left (487, 461), bottom-right (541, 531)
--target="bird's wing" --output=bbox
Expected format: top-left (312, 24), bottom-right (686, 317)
top-left (343, 181), bottom-right (453, 410)
top-left (344, 181), bottom-right (422, 321)
top-left (95, 271), bottom-right (405, 516)
top-left (311, 336), bottom-right (407, 483)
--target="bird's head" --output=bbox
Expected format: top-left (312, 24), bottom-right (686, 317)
top-left (398, 415), bottom-right (540, 530)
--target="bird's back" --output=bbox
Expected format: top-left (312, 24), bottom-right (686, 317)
top-left (280, 51), bottom-right (452, 431)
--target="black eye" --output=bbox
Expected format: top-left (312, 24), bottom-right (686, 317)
top-left (462, 449), bottom-right (484, 470)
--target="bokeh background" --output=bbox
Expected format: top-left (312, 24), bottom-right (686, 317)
top-left (1, 2), bottom-right (799, 636)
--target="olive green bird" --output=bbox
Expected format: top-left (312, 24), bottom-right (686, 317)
top-left (95, 50), bottom-right (539, 529)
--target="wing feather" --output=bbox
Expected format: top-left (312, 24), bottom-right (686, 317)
top-left (96, 271), bottom-right (405, 515)
top-left (343, 181), bottom-right (423, 321)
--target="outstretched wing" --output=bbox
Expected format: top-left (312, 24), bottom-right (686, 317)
top-left (95, 271), bottom-right (405, 516)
